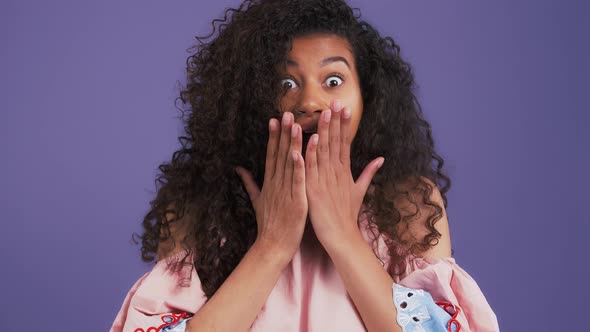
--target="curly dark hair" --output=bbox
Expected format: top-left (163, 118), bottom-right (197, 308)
top-left (132, 0), bottom-right (452, 299)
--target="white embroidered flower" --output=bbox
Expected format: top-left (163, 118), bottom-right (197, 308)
top-left (392, 284), bottom-right (434, 332)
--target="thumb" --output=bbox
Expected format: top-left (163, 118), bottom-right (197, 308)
top-left (235, 166), bottom-right (261, 203)
top-left (355, 157), bottom-right (384, 198)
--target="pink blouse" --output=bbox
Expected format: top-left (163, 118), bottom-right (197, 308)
top-left (110, 216), bottom-right (499, 332)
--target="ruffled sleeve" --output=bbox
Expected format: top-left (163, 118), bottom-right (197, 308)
top-left (394, 257), bottom-right (499, 332)
top-left (109, 252), bottom-right (207, 332)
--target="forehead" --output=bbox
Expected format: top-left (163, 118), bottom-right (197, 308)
top-left (286, 33), bottom-right (355, 67)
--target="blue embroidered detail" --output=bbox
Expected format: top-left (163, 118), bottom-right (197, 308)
top-left (162, 317), bottom-right (191, 332)
top-left (392, 284), bottom-right (458, 332)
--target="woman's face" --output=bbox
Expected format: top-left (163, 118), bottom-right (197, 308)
top-left (277, 33), bottom-right (364, 156)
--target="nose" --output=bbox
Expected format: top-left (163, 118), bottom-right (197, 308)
top-left (295, 84), bottom-right (327, 117)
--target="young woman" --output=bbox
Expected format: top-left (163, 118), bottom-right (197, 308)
top-left (110, 0), bottom-right (499, 331)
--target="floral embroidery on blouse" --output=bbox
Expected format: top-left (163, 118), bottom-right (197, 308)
top-left (133, 312), bottom-right (192, 332)
top-left (392, 284), bottom-right (461, 332)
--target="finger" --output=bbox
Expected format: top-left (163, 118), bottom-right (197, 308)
top-left (235, 166), bottom-right (261, 203)
top-left (284, 123), bottom-right (301, 189)
top-left (340, 106), bottom-right (352, 166)
top-left (290, 123), bottom-right (302, 156)
top-left (264, 118), bottom-right (280, 182)
top-left (329, 100), bottom-right (342, 163)
top-left (291, 150), bottom-right (306, 200)
top-left (317, 109), bottom-right (331, 168)
top-left (355, 157), bottom-right (384, 200)
top-left (276, 112), bottom-right (293, 184)
top-left (305, 133), bottom-right (319, 184)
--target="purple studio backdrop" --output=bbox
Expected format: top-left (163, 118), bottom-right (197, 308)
top-left (1, 0), bottom-right (588, 331)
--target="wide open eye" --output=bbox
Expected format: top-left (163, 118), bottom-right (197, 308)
top-left (281, 78), bottom-right (298, 89)
top-left (324, 75), bottom-right (343, 87)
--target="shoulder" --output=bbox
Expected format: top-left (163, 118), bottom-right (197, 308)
top-left (392, 176), bottom-right (452, 259)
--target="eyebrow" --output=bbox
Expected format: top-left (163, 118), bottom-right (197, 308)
top-left (286, 56), bottom-right (351, 70)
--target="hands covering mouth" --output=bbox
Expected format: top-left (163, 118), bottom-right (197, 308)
top-left (236, 99), bottom-right (384, 262)
top-left (298, 121), bottom-right (318, 158)
top-left (300, 126), bottom-right (316, 158)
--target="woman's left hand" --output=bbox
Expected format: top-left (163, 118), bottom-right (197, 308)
top-left (304, 99), bottom-right (384, 249)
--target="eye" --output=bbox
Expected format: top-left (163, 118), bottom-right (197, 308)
top-left (325, 75), bottom-right (343, 88)
top-left (281, 78), bottom-right (298, 90)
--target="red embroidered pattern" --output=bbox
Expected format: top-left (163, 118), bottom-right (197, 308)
top-left (436, 301), bottom-right (461, 332)
top-left (134, 312), bottom-right (193, 332)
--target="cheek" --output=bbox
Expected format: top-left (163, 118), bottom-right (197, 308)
top-left (276, 94), bottom-right (292, 113)
top-left (348, 111), bottom-right (362, 140)
top-left (347, 88), bottom-right (363, 138)
top-left (350, 102), bottom-right (363, 139)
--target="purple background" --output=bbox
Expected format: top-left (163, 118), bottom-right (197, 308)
top-left (1, 0), bottom-right (588, 330)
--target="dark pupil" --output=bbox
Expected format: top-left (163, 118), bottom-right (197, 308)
top-left (329, 79), bottom-right (338, 87)
top-left (284, 82), bottom-right (292, 89)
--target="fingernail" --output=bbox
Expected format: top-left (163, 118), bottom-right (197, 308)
top-left (343, 107), bottom-right (352, 119)
top-left (377, 158), bottom-right (384, 168)
top-left (269, 118), bottom-right (277, 131)
top-left (291, 124), bottom-right (299, 138)
top-left (324, 110), bottom-right (331, 123)
top-left (333, 99), bottom-right (341, 112)
top-left (282, 112), bottom-right (291, 125)
top-left (312, 134), bottom-right (319, 145)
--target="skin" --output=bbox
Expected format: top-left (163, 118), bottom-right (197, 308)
top-left (185, 33), bottom-right (452, 331)
top-left (275, 33), bottom-right (385, 244)
top-left (277, 33), bottom-right (364, 155)
top-left (276, 33), bottom-right (369, 229)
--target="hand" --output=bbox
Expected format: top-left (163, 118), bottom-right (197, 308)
top-left (304, 99), bottom-right (384, 248)
top-left (236, 112), bottom-right (308, 259)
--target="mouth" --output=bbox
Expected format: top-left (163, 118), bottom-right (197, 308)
top-left (301, 131), bottom-right (315, 157)
top-left (299, 122), bottom-right (318, 158)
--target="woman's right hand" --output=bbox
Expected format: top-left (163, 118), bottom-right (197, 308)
top-left (235, 111), bottom-right (307, 259)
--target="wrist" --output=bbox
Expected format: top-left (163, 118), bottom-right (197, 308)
top-left (251, 238), bottom-right (294, 267)
top-left (320, 226), bottom-right (364, 254)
